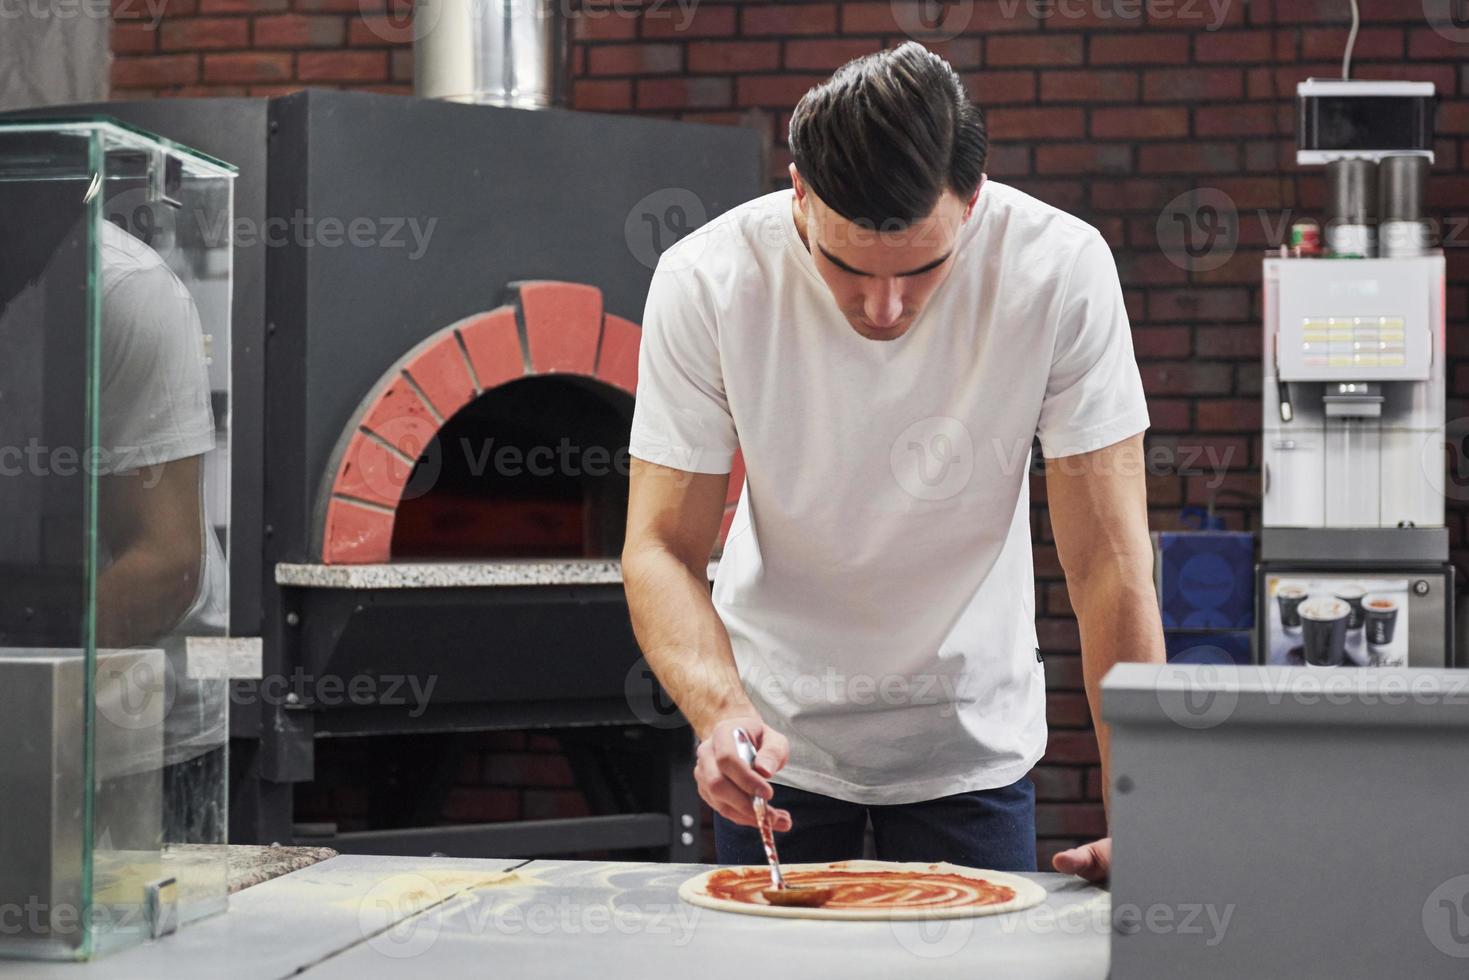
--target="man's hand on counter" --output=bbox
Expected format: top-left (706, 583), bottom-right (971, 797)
top-left (1052, 837), bottom-right (1110, 883)
top-left (696, 716), bottom-right (793, 832)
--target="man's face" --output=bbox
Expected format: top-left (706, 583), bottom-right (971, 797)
top-left (791, 164), bottom-right (980, 342)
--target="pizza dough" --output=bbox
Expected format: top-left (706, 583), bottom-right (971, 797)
top-left (677, 859), bottom-right (1047, 921)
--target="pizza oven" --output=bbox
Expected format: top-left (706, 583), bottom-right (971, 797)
top-left (44, 90), bottom-right (761, 860)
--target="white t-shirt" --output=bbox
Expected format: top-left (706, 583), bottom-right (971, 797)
top-left (629, 182), bottom-right (1149, 805)
top-left (100, 220), bottom-right (229, 761)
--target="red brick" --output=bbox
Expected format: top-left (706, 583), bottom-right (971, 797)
top-left (1035, 142), bottom-right (1133, 174)
top-left (1193, 29), bottom-right (1275, 62)
top-left (588, 42), bottom-right (682, 76)
top-left (741, 3), bottom-right (836, 35)
top-left (1042, 732), bottom-right (1100, 765)
top-left (1301, 26), bottom-right (1402, 61)
top-left (572, 6), bottom-right (638, 41)
top-left (1090, 106), bottom-right (1188, 139)
top-left (1089, 178), bottom-right (1194, 211)
top-left (1034, 805), bottom-right (1104, 834)
top-left (390, 47), bottom-right (412, 82)
top-left (988, 106), bottom-right (1084, 140)
top-left (198, 0), bottom-right (284, 12)
top-left (1147, 398), bottom-right (1192, 431)
top-left (1089, 31), bottom-right (1189, 64)
top-left (784, 38), bottom-right (880, 70)
top-left (639, 4), bottom-right (734, 39)
top-left (404, 333), bottom-right (477, 420)
top-left (112, 54), bottom-right (199, 88)
top-left (362, 373), bottom-right (439, 439)
top-left (257, 13), bottom-right (346, 47)
top-left (910, 37), bottom-right (982, 69)
top-left (1194, 327), bottom-right (1261, 359)
top-left (1032, 766), bottom-right (1084, 801)
top-left (1196, 102), bottom-right (1283, 136)
top-left (1038, 616), bottom-right (1081, 653)
top-left (988, 34), bottom-right (1084, 67)
top-left (1139, 140), bottom-right (1242, 173)
top-left (332, 431), bottom-right (414, 508)
top-left (736, 74), bottom-right (826, 108)
top-left (298, 50), bottom-right (387, 82)
top-left (573, 79), bottom-right (633, 111)
top-left (841, 0), bottom-right (1038, 34)
top-left (516, 281), bottom-right (603, 376)
top-left (321, 497), bottom-right (394, 563)
top-left (202, 51), bottom-right (290, 83)
top-left (1196, 399), bottom-right (1260, 432)
top-left (962, 70), bottom-right (1037, 106)
top-left (638, 77), bottom-right (732, 110)
top-left (1140, 362), bottom-right (1234, 395)
top-left (1040, 70), bottom-right (1139, 103)
top-left (112, 23), bottom-right (160, 54)
top-left (1047, 692), bottom-right (1093, 728)
top-left (160, 16), bottom-right (248, 49)
top-left (1149, 288), bottom-right (1251, 323)
top-left (596, 314), bottom-right (641, 396)
top-left (1132, 326), bottom-right (1191, 358)
top-left (687, 41), bottom-right (779, 74)
top-left (1142, 67), bottom-right (1243, 102)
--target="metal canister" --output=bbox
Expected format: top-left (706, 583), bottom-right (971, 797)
top-left (1379, 155), bottom-right (1430, 257)
top-left (1326, 158), bottom-right (1378, 257)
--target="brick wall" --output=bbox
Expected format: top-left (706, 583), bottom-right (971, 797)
top-left (113, 2), bottom-right (1469, 864)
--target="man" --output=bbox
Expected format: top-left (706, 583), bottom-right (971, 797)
top-left (622, 43), bottom-right (1164, 882)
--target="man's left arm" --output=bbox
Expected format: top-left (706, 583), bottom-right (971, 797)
top-left (1045, 432), bottom-right (1165, 881)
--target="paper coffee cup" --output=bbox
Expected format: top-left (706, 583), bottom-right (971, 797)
top-left (1333, 584), bottom-right (1367, 630)
top-left (1277, 585), bottom-right (1309, 632)
top-left (1362, 593), bottom-right (1400, 647)
top-left (1300, 596), bottom-right (1350, 667)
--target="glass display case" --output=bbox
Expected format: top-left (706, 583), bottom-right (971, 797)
top-left (0, 119), bottom-right (236, 959)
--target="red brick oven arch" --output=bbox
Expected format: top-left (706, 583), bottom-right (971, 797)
top-left (316, 280), bottom-right (742, 564)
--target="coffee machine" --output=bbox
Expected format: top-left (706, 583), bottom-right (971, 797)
top-left (1257, 79), bottom-right (1454, 669)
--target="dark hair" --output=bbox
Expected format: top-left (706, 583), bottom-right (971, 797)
top-left (787, 42), bottom-right (986, 229)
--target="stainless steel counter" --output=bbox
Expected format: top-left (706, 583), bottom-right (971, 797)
top-left (0, 855), bottom-right (1109, 979)
top-left (274, 558), bottom-right (721, 589)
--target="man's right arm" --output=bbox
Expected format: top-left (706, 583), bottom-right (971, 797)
top-left (622, 457), bottom-right (791, 831)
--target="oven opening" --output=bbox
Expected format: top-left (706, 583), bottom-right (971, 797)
top-left (389, 375), bottom-right (634, 560)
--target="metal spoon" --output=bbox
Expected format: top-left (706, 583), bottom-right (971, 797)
top-left (731, 727), bottom-right (833, 908)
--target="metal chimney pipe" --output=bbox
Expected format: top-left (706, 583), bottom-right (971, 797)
top-left (415, 0), bottom-right (570, 109)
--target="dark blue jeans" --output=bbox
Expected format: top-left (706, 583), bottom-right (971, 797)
top-left (713, 775), bottom-right (1037, 871)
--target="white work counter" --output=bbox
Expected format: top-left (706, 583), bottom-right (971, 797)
top-left (0, 855), bottom-right (1110, 979)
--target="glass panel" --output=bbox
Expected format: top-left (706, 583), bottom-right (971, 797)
top-left (92, 126), bottom-right (233, 946)
top-left (0, 126), bottom-right (103, 960)
top-left (0, 120), bottom-right (235, 960)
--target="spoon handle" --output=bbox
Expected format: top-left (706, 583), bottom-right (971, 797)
top-left (732, 727), bottom-right (785, 890)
